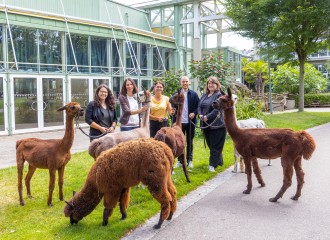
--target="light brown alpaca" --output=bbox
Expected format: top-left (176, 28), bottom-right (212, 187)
top-left (64, 138), bottom-right (177, 229)
top-left (154, 90), bottom-right (190, 182)
top-left (16, 102), bottom-right (84, 206)
top-left (88, 89), bottom-right (151, 159)
top-left (213, 88), bottom-right (316, 202)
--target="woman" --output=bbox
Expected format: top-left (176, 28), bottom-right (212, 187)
top-left (198, 76), bottom-right (226, 172)
top-left (149, 81), bottom-right (173, 137)
top-left (118, 78), bottom-right (148, 131)
top-left (85, 84), bottom-right (117, 142)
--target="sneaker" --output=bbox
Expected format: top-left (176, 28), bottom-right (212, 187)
top-left (208, 166), bottom-right (215, 172)
top-left (187, 161), bottom-right (194, 168)
top-left (174, 161), bottom-right (183, 168)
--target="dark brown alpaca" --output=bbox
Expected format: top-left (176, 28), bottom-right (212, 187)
top-left (16, 102), bottom-right (84, 206)
top-left (213, 88), bottom-right (316, 202)
top-left (64, 138), bottom-right (176, 229)
top-left (154, 90), bottom-right (190, 182)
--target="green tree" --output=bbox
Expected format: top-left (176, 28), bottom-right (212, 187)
top-left (189, 54), bottom-right (233, 94)
top-left (272, 63), bottom-right (328, 94)
top-left (242, 59), bottom-right (269, 96)
top-left (225, 0), bottom-right (330, 111)
top-left (153, 69), bottom-right (184, 96)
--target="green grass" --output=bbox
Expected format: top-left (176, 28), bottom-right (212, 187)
top-left (0, 112), bottom-right (329, 240)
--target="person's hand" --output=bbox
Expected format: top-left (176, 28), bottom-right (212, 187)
top-left (171, 108), bottom-right (176, 115)
top-left (139, 105), bottom-right (148, 113)
top-left (107, 126), bottom-right (115, 133)
top-left (100, 127), bottom-right (108, 133)
top-left (203, 116), bottom-right (208, 122)
top-left (189, 113), bottom-right (195, 119)
top-left (158, 117), bottom-right (164, 122)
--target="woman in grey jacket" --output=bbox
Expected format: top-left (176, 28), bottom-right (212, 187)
top-left (198, 76), bottom-right (226, 172)
top-left (118, 78), bottom-right (147, 131)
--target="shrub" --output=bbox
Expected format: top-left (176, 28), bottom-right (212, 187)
top-left (235, 94), bottom-right (265, 120)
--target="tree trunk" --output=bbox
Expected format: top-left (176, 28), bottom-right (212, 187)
top-left (298, 60), bottom-right (305, 112)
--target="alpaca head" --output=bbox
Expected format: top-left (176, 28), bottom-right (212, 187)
top-left (137, 87), bottom-right (152, 104)
top-left (57, 102), bottom-right (84, 118)
top-left (212, 88), bottom-right (234, 111)
top-left (169, 89), bottom-right (184, 106)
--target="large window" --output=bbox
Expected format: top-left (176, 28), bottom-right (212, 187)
top-left (67, 34), bottom-right (88, 73)
top-left (91, 37), bottom-right (108, 73)
top-left (126, 41), bottom-right (138, 76)
top-left (0, 78), bottom-right (4, 131)
top-left (0, 26), bottom-right (3, 70)
top-left (8, 26), bottom-right (38, 71)
top-left (39, 30), bottom-right (62, 72)
top-left (71, 78), bottom-right (89, 107)
top-left (140, 44), bottom-right (149, 76)
top-left (112, 40), bottom-right (122, 75)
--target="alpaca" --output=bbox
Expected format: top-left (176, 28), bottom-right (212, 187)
top-left (88, 89), bottom-right (151, 159)
top-left (64, 138), bottom-right (177, 229)
top-left (213, 88), bottom-right (316, 202)
top-left (154, 90), bottom-right (190, 182)
top-left (16, 102), bottom-right (84, 206)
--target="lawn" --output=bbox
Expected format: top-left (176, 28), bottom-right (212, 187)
top-left (0, 112), bottom-right (329, 240)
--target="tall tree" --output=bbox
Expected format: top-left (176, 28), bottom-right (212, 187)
top-left (225, 0), bottom-right (330, 111)
top-left (242, 59), bottom-right (269, 96)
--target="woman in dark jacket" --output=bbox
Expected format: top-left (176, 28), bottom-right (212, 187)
top-left (198, 76), bottom-right (226, 172)
top-left (85, 84), bottom-right (117, 141)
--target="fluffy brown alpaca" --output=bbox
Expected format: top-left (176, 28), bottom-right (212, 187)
top-left (154, 90), bottom-right (190, 182)
top-left (64, 138), bottom-right (177, 229)
top-left (88, 89), bottom-right (151, 159)
top-left (16, 102), bottom-right (84, 206)
top-left (213, 88), bottom-right (316, 202)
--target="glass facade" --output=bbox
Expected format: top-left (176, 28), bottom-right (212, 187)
top-left (39, 30), bottom-right (62, 72)
top-left (0, 78), bottom-right (4, 131)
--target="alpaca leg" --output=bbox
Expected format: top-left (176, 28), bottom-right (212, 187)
top-left (148, 183), bottom-right (172, 229)
top-left (17, 157), bottom-right (25, 206)
top-left (47, 169), bottom-right (56, 206)
top-left (25, 165), bottom-right (36, 198)
top-left (233, 148), bottom-right (238, 173)
top-left (166, 174), bottom-right (177, 221)
top-left (243, 158), bottom-right (252, 194)
top-left (268, 159), bottom-right (272, 166)
top-left (180, 153), bottom-right (190, 182)
top-left (240, 156), bottom-right (245, 173)
top-left (103, 191), bottom-right (120, 226)
top-left (291, 157), bottom-right (304, 201)
top-left (269, 159), bottom-right (294, 202)
top-left (58, 166), bottom-right (65, 201)
top-left (119, 188), bottom-right (130, 220)
top-left (252, 158), bottom-right (265, 187)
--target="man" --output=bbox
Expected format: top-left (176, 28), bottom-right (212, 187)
top-left (173, 76), bottom-right (199, 168)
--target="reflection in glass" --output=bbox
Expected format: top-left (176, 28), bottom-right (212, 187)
top-left (67, 34), bottom-right (88, 73)
top-left (126, 42), bottom-right (137, 75)
top-left (71, 78), bottom-right (89, 108)
top-left (43, 78), bottom-right (64, 127)
top-left (0, 78), bottom-right (4, 131)
top-left (141, 79), bottom-right (151, 91)
top-left (140, 44), bottom-right (148, 75)
top-left (112, 77), bottom-right (121, 98)
top-left (14, 78), bottom-right (38, 129)
top-left (91, 37), bottom-right (108, 73)
top-left (8, 26), bottom-right (38, 71)
top-left (39, 30), bottom-right (62, 72)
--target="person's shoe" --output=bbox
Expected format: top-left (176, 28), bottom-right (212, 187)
top-left (187, 161), bottom-right (194, 168)
top-left (174, 161), bottom-right (183, 168)
top-left (208, 166), bottom-right (215, 172)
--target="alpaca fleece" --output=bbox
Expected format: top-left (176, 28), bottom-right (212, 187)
top-left (213, 88), bottom-right (316, 202)
top-left (64, 138), bottom-right (177, 229)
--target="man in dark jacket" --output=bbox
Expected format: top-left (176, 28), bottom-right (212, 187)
top-left (172, 76), bottom-right (199, 168)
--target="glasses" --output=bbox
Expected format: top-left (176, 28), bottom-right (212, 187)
top-left (99, 91), bottom-right (108, 94)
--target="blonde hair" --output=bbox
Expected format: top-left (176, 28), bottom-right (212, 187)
top-left (204, 76), bottom-right (222, 94)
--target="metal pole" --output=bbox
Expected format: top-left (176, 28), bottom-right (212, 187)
top-left (268, 44), bottom-right (272, 114)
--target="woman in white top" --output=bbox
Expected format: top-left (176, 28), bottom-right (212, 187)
top-left (118, 78), bottom-right (147, 131)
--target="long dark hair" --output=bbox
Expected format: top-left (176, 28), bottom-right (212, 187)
top-left (120, 78), bottom-right (138, 95)
top-left (94, 84), bottom-right (116, 110)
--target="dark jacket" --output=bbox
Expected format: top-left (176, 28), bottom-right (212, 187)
top-left (85, 101), bottom-right (117, 137)
top-left (118, 94), bottom-right (140, 125)
top-left (198, 91), bottom-right (224, 129)
top-left (172, 88), bottom-right (200, 124)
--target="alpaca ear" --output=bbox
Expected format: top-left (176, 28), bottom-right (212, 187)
top-left (220, 88), bottom-right (226, 95)
top-left (227, 88), bottom-right (232, 98)
top-left (149, 85), bottom-right (155, 92)
top-left (65, 200), bottom-right (74, 209)
top-left (57, 105), bottom-right (66, 112)
top-left (73, 191), bottom-right (76, 196)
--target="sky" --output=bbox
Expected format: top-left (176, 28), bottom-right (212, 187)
top-left (118, 0), bottom-right (254, 50)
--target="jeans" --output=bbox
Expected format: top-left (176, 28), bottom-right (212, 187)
top-left (120, 125), bottom-right (140, 132)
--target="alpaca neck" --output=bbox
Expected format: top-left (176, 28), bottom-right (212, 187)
top-left (61, 115), bottom-right (75, 150)
top-left (224, 107), bottom-right (240, 138)
top-left (175, 103), bottom-right (183, 127)
top-left (141, 103), bottom-right (150, 129)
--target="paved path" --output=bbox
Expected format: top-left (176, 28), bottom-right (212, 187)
top-left (123, 122), bottom-right (330, 240)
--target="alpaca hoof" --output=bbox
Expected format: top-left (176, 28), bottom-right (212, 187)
top-left (260, 183), bottom-right (266, 187)
top-left (291, 196), bottom-right (299, 201)
top-left (121, 214), bottom-right (127, 220)
top-left (102, 220), bottom-right (108, 226)
top-left (243, 189), bottom-right (251, 194)
top-left (48, 203), bottom-right (53, 207)
top-left (269, 197), bottom-right (278, 202)
top-left (153, 224), bottom-right (161, 229)
top-left (28, 195), bottom-right (33, 199)
top-left (20, 201), bottom-right (25, 206)
top-left (232, 170), bottom-right (237, 173)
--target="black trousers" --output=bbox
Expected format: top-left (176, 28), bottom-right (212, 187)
top-left (150, 120), bottom-right (168, 138)
top-left (203, 127), bottom-right (227, 168)
top-left (178, 122), bottom-right (195, 163)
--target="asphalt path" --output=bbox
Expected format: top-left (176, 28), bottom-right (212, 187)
top-left (123, 122), bottom-right (330, 240)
